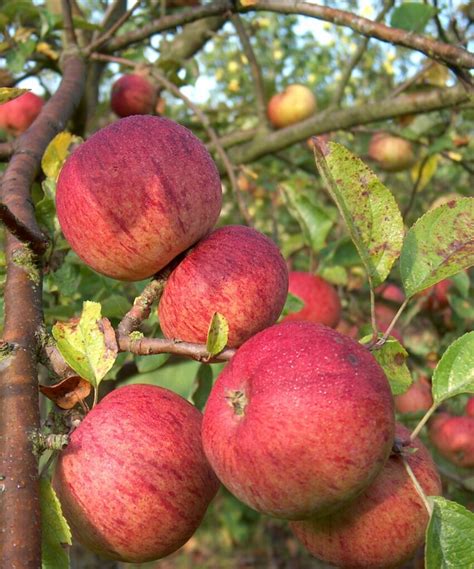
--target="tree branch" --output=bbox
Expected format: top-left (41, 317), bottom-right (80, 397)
top-left (0, 51), bottom-right (86, 569)
top-left (61, 0), bottom-right (78, 47)
top-left (0, 203), bottom-right (49, 255)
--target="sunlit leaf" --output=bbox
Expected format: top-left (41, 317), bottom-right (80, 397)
top-left (0, 87), bottom-right (28, 104)
top-left (206, 312), bottom-right (229, 356)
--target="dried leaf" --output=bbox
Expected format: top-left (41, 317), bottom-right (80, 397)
top-left (39, 376), bottom-right (91, 410)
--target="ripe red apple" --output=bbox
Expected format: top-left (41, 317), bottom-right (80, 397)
top-left (56, 115), bottom-right (222, 280)
top-left (466, 398), bottom-right (474, 418)
top-left (267, 84), bottom-right (316, 129)
top-left (111, 74), bottom-right (156, 117)
top-left (429, 413), bottom-right (474, 468)
top-left (158, 225), bottom-right (288, 348)
top-left (419, 278), bottom-right (453, 311)
top-left (283, 272), bottom-right (341, 328)
top-left (0, 92), bottom-right (43, 135)
top-left (368, 133), bottom-right (415, 172)
top-left (53, 384), bottom-right (219, 563)
top-left (394, 376), bottom-right (433, 414)
top-left (290, 423), bottom-right (441, 569)
top-left (202, 321), bottom-right (395, 520)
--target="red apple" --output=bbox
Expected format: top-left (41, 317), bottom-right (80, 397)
top-left (290, 423), bottom-right (441, 569)
top-left (267, 84), bottom-right (316, 129)
top-left (202, 321), bottom-right (395, 519)
top-left (53, 384), bottom-right (219, 563)
top-left (395, 376), bottom-right (433, 414)
top-left (466, 398), bottom-right (474, 418)
top-left (368, 133), bottom-right (415, 172)
top-left (56, 115), bottom-right (222, 280)
top-left (376, 282), bottom-right (405, 304)
top-left (419, 278), bottom-right (453, 311)
top-left (429, 413), bottom-right (474, 468)
top-left (111, 74), bottom-right (156, 117)
top-left (283, 272), bottom-right (341, 328)
top-left (158, 225), bottom-right (288, 348)
top-left (0, 92), bottom-right (43, 135)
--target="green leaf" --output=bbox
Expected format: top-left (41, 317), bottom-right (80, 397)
top-left (52, 301), bottom-right (118, 388)
top-left (426, 496), bottom-right (474, 569)
top-left (0, 87), bottom-right (28, 104)
top-left (431, 332), bottom-right (474, 405)
top-left (318, 265), bottom-right (348, 286)
top-left (391, 3), bottom-right (438, 33)
top-left (192, 364), bottom-right (214, 411)
top-left (280, 291), bottom-right (305, 319)
top-left (360, 336), bottom-right (412, 395)
top-left (42, 132), bottom-right (81, 181)
top-left (400, 198), bottom-right (474, 298)
top-left (280, 183), bottom-right (334, 252)
top-left (451, 271), bottom-right (470, 299)
top-left (206, 312), bottom-right (229, 356)
top-left (313, 140), bottom-right (404, 287)
top-left (135, 353), bottom-right (170, 373)
top-left (5, 39), bottom-right (36, 74)
top-left (40, 478), bottom-right (72, 569)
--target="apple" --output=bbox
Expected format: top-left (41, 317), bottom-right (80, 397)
top-left (466, 398), bottom-right (474, 418)
top-left (290, 423), bottom-right (441, 569)
top-left (267, 84), bottom-right (316, 129)
top-left (376, 282), bottom-right (405, 304)
top-left (419, 278), bottom-right (453, 311)
top-left (0, 92), bottom-right (43, 135)
top-left (282, 272), bottom-right (341, 328)
top-left (368, 133), bottom-right (415, 172)
top-left (158, 225), bottom-right (288, 348)
top-left (394, 375), bottom-right (433, 414)
top-left (56, 115), bottom-right (222, 281)
top-left (53, 384), bottom-right (219, 563)
top-left (110, 74), bottom-right (156, 117)
top-left (202, 321), bottom-right (395, 520)
top-left (429, 413), bottom-right (474, 468)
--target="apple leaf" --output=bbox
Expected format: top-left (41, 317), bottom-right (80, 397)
top-left (391, 3), bottom-right (438, 33)
top-left (313, 139), bottom-right (404, 288)
top-left (425, 496), bottom-right (474, 569)
top-left (42, 132), bottom-right (82, 181)
top-left (192, 364), bottom-right (214, 411)
top-left (39, 375), bottom-right (91, 410)
top-left (431, 332), bottom-right (474, 405)
top-left (135, 353), bottom-right (170, 373)
top-left (279, 291), bottom-right (305, 320)
top-left (40, 478), bottom-right (72, 569)
top-left (280, 183), bottom-right (334, 252)
top-left (206, 312), bottom-right (229, 356)
top-left (410, 154), bottom-right (439, 193)
top-left (52, 301), bottom-right (118, 389)
top-left (400, 197), bottom-right (474, 298)
top-left (0, 86), bottom-right (28, 104)
top-left (360, 336), bottom-right (412, 395)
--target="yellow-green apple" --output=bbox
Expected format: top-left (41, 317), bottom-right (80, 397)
top-left (395, 375), bottom-right (433, 414)
top-left (267, 84), bottom-right (316, 129)
top-left (290, 423), bottom-right (441, 569)
top-left (283, 272), bottom-right (341, 328)
top-left (111, 74), bottom-right (156, 117)
top-left (53, 384), bottom-right (219, 563)
top-left (368, 133), bottom-right (415, 172)
top-left (0, 92), bottom-right (43, 135)
top-left (158, 225), bottom-right (288, 348)
top-left (429, 412), bottom-right (474, 468)
top-left (56, 115), bottom-right (222, 280)
top-left (202, 321), bottom-right (395, 519)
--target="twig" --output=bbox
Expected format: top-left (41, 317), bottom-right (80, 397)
top-left (402, 456), bottom-right (433, 515)
top-left (410, 403), bottom-right (438, 441)
top-left (0, 203), bottom-right (50, 255)
top-left (230, 13), bottom-right (269, 127)
top-left (403, 154), bottom-right (431, 220)
top-left (61, 0), bottom-right (78, 46)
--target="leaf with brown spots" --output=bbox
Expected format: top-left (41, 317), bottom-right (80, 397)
top-left (39, 376), bottom-right (91, 410)
top-left (313, 139), bottom-right (404, 288)
top-left (400, 197), bottom-right (474, 298)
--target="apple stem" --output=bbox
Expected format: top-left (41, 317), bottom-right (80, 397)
top-left (402, 456), bottom-right (433, 516)
top-left (225, 390), bottom-right (248, 416)
top-left (92, 387), bottom-right (99, 409)
top-left (410, 402), bottom-right (438, 441)
top-left (376, 298), bottom-right (409, 346)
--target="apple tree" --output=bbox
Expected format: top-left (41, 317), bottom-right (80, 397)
top-left (0, 0), bottom-right (473, 567)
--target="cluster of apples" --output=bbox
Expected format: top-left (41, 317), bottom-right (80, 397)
top-left (53, 114), bottom-right (441, 567)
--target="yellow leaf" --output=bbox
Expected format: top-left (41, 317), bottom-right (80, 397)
top-left (0, 87), bottom-right (29, 105)
top-left (410, 154), bottom-right (439, 192)
top-left (36, 42), bottom-right (59, 61)
top-left (42, 132), bottom-right (81, 180)
top-left (447, 151), bottom-right (462, 162)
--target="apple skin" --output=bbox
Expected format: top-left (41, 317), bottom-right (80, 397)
top-left (0, 92), bottom-right (43, 135)
top-left (395, 376), bottom-right (433, 415)
top-left (158, 225), bottom-right (288, 348)
top-left (368, 133), bottom-right (415, 172)
top-left (111, 74), bottom-right (156, 117)
top-left (53, 384), bottom-right (219, 563)
top-left (56, 115), bottom-right (222, 281)
top-left (290, 423), bottom-right (441, 569)
top-left (283, 272), bottom-right (341, 328)
top-left (267, 84), bottom-right (316, 129)
top-left (429, 413), bottom-right (474, 468)
top-left (202, 321), bottom-right (395, 520)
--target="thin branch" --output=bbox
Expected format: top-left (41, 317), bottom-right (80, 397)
top-left (0, 203), bottom-right (49, 255)
top-left (243, 0), bottom-right (474, 69)
top-left (230, 13), bottom-right (269, 127)
top-left (332, 0), bottom-right (393, 107)
top-left (61, 0), bottom-right (78, 47)
top-left (403, 154), bottom-right (431, 220)
top-left (402, 457), bottom-right (433, 515)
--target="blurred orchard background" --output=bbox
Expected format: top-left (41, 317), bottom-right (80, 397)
top-left (0, 0), bottom-right (473, 567)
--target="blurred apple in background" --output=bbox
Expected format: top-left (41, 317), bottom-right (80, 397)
top-left (268, 84), bottom-right (316, 128)
top-left (368, 133), bottom-right (415, 172)
top-left (0, 92), bottom-right (43, 135)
